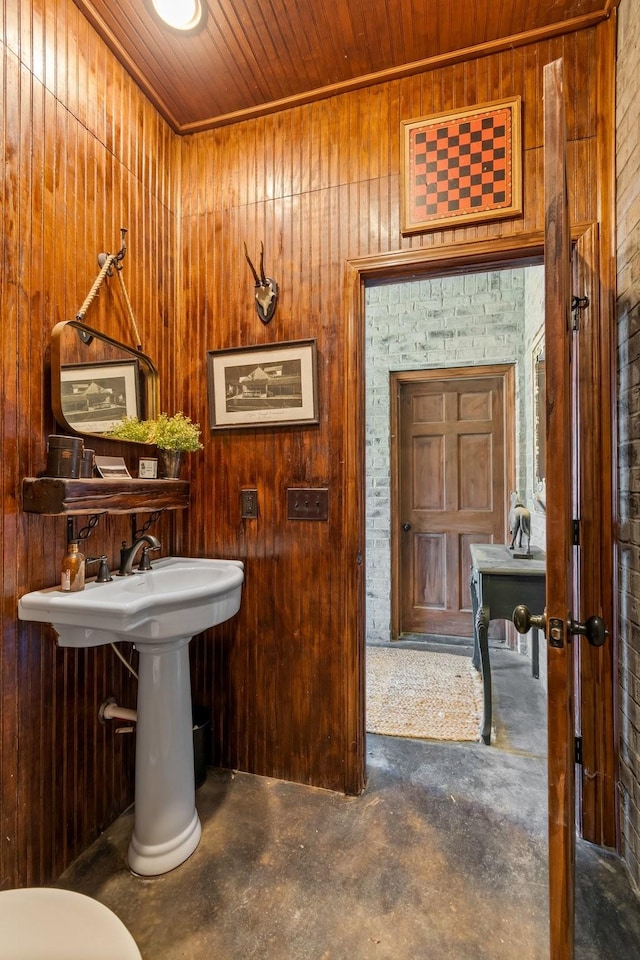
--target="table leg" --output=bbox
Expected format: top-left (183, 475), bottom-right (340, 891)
top-left (469, 574), bottom-right (492, 744)
top-left (470, 572), bottom-right (480, 671)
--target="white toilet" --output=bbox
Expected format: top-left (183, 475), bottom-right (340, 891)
top-left (0, 887), bottom-right (142, 959)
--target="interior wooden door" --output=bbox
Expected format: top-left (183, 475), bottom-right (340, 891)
top-left (539, 58), bottom-right (613, 957)
top-left (542, 57), bottom-right (578, 960)
top-left (395, 366), bottom-right (511, 638)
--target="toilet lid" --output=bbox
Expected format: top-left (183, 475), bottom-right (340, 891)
top-left (0, 888), bottom-right (142, 960)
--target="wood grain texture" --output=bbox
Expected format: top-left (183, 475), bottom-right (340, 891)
top-left (543, 56), bottom-right (576, 960)
top-left (179, 29), bottom-right (613, 805)
top-left (72, 0), bottom-right (610, 130)
top-left (1, 0), bottom-right (180, 888)
top-left (1, 0), bottom-right (617, 893)
top-left (396, 371), bottom-right (511, 637)
top-left (22, 478), bottom-right (190, 515)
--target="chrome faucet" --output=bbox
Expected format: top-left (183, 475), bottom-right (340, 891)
top-left (117, 534), bottom-right (162, 576)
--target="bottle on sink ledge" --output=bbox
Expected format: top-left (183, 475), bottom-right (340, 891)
top-left (61, 540), bottom-right (85, 592)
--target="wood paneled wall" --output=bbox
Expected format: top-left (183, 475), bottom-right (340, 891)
top-left (178, 27), bottom-right (612, 795)
top-left (1, 1), bottom-right (616, 890)
top-left (1, 0), bottom-right (180, 888)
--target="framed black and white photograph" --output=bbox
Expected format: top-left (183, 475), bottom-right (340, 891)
top-left (60, 360), bottom-right (139, 434)
top-left (207, 339), bottom-right (318, 429)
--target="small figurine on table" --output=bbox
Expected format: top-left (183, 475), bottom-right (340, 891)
top-left (508, 491), bottom-right (532, 558)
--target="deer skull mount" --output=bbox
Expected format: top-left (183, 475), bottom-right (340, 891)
top-left (244, 242), bottom-right (278, 325)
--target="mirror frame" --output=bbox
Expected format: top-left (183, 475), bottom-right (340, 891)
top-left (51, 319), bottom-right (159, 442)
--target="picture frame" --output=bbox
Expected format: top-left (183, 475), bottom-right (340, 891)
top-left (401, 97), bottom-right (522, 234)
top-left (207, 339), bottom-right (318, 430)
top-left (60, 359), bottom-right (140, 434)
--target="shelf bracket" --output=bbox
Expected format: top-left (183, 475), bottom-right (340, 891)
top-left (132, 509), bottom-right (166, 541)
top-left (67, 514), bottom-right (102, 544)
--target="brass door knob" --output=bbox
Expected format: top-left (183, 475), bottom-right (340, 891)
top-left (513, 604), bottom-right (547, 635)
top-left (568, 615), bottom-right (608, 647)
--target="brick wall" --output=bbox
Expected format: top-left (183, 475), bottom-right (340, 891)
top-left (364, 268), bottom-right (545, 643)
top-left (617, 0), bottom-right (640, 893)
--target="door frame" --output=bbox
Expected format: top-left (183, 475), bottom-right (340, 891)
top-left (389, 363), bottom-right (516, 641)
top-left (342, 224), bottom-right (616, 850)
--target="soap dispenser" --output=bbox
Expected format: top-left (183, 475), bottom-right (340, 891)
top-left (61, 540), bottom-right (85, 592)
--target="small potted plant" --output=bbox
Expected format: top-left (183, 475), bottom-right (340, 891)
top-left (109, 412), bottom-right (203, 478)
top-left (149, 412), bottom-right (204, 478)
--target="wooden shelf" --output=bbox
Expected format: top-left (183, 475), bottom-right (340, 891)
top-left (23, 477), bottom-right (190, 515)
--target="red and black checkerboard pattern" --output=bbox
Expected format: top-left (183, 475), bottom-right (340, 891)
top-left (409, 106), bottom-right (513, 224)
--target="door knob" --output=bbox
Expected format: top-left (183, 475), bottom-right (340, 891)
top-left (513, 605), bottom-right (608, 649)
top-left (568, 615), bottom-right (608, 647)
top-left (513, 604), bottom-right (547, 634)
top-left (402, 522), bottom-right (411, 532)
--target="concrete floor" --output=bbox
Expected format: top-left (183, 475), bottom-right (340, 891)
top-left (57, 641), bottom-right (640, 959)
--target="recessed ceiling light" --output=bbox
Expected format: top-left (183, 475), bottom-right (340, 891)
top-left (149, 0), bottom-right (206, 33)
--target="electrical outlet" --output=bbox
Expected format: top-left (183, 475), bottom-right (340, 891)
top-left (241, 489), bottom-right (258, 519)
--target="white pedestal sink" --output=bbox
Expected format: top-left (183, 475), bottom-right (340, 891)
top-left (18, 556), bottom-right (244, 876)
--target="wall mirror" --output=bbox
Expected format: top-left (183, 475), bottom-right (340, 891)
top-left (51, 319), bottom-right (159, 442)
top-left (532, 329), bottom-right (546, 509)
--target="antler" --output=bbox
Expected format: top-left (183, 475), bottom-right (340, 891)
top-left (259, 242), bottom-right (266, 284)
top-left (244, 241), bottom-right (260, 286)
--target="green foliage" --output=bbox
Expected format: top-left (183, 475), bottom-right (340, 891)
top-left (109, 412), bottom-right (204, 452)
top-left (107, 416), bottom-right (152, 444)
top-left (151, 412), bottom-right (204, 452)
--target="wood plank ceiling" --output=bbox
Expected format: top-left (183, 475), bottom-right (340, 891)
top-left (73, 0), bottom-right (611, 132)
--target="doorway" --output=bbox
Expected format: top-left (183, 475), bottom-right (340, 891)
top-left (345, 223), bottom-right (616, 960)
top-left (364, 264), bottom-right (545, 650)
top-left (363, 265), bottom-right (547, 761)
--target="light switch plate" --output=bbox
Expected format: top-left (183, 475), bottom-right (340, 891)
top-left (287, 487), bottom-right (329, 521)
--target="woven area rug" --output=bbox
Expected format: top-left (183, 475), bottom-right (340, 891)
top-left (366, 647), bottom-right (483, 742)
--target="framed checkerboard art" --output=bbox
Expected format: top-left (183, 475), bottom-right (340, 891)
top-left (401, 97), bottom-right (522, 234)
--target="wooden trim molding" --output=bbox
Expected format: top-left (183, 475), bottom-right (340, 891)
top-left (347, 225), bottom-right (595, 280)
top-left (341, 262), bottom-right (367, 795)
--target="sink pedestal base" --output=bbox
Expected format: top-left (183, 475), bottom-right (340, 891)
top-left (128, 636), bottom-right (201, 876)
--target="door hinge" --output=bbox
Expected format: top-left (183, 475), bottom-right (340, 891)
top-left (573, 518), bottom-right (581, 546)
top-left (575, 736), bottom-right (583, 765)
top-left (571, 295), bottom-right (589, 331)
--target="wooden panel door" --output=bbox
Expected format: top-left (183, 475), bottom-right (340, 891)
top-left (542, 57), bottom-right (576, 958)
top-left (395, 366), bottom-right (512, 637)
top-left (537, 57), bottom-right (611, 960)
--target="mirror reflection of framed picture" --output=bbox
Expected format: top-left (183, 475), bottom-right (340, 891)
top-left (60, 360), bottom-right (139, 434)
top-left (532, 327), bottom-right (546, 511)
top-left (207, 339), bottom-right (318, 430)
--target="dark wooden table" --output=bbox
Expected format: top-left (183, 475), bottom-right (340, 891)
top-left (469, 543), bottom-right (546, 744)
